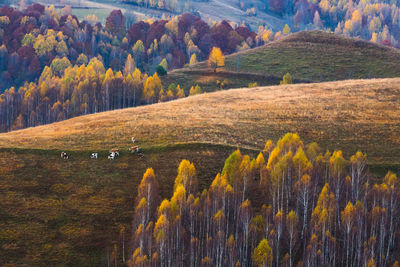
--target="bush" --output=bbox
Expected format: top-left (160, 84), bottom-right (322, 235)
top-left (156, 65), bottom-right (167, 76)
top-left (248, 82), bottom-right (258, 88)
top-left (280, 73), bottom-right (293, 85)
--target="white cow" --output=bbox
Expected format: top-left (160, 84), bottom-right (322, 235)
top-left (109, 149), bottom-right (120, 156)
top-left (131, 137), bottom-right (135, 144)
top-left (108, 152), bottom-right (116, 160)
top-left (90, 153), bottom-right (98, 159)
top-left (61, 152), bottom-right (69, 159)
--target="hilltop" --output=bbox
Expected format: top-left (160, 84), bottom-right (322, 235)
top-left (164, 31), bottom-right (400, 91)
top-left (224, 31), bottom-right (400, 80)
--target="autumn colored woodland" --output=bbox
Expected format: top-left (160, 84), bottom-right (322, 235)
top-left (0, 4), bottom-right (258, 90)
top-left (122, 0), bottom-right (400, 48)
top-left (0, 4), bottom-right (266, 132)
top-left (129, 133), bottom-right (400, 267)
top-left (1, 1), bottom-right (400, 133)
top-left (0, 1), bottom-right (399, 266)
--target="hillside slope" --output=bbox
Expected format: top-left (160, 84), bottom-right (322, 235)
top-left (224, 31), bottom-right (400, 80)
top-left (1, 78), bottom-right (399, 265)
top-left (1, 77), bottom-right (399, 166)
top-left (164, 31), bottom-right (400, 91)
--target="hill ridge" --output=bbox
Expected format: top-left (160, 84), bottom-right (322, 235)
top-left (163, 31), bottom-right (400, 92)
top-left (175, 30), bottom-right (400, 72)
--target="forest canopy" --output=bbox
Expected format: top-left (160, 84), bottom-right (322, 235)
top-left (129, 133), bottom-right (400, 267)
top-left (0, 4), bottom-right (268, 132)
top-left (0, 4), bottom-right (262, 91)
top-left (122, 0), bottom-right (400, 48)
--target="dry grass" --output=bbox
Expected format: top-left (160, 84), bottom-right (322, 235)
top-left (1, 78), bottom-right (399, 165)
top-left (1, 77), bottom-right (399, 265)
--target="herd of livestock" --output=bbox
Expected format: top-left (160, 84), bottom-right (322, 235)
top-left (60, 137), bottom-right (143, 160)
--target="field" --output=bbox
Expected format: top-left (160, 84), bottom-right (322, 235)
top-left (165, 31), bottom-right (400, 91)
top-left (1, 78), bottom-right (400, 265)
top-left (64, 7), bottom-right (110, 23)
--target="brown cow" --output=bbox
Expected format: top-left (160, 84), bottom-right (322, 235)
top-left (129, 146), bottom-right (139, 153)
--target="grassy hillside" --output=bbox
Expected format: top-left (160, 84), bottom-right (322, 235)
top-left (1, 78), bottom-right (399, 166)
top-left (0, 144), bottom-right (246, 266)
top-left (164, 31), bottom-right (400, 91)
top-left (1, 78), bottom-right (400, 265)
top-left (161, 69), bottom-right (308, 94)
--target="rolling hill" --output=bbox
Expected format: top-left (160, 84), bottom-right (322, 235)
top-left (163, 31), bottom-right (400, 92)
top-left (1, 78), bottom-right (399, 265)
top-left (1, 77), bottom-right (399, 166)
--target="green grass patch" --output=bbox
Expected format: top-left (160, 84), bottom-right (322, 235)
top-left (168, 31), bottom-right (400, 90)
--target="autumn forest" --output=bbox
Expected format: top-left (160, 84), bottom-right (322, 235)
top-left (0, 4), bottom-right (259, 132)
top-left (129, 133), bottom-right (400, 267)
top-left (0, 0), bottom-right (399, 266)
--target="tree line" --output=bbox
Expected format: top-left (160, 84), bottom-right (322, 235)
top-left (243, 0), bottom-right (400, 47)
top-left (122, 0), bottom-right (210, 13)
top-left (0, 3), bottom-right (266, 91)
top-left (125, 133), bottom-right (399, 267)
top-left (119, 0), bottom-right (400, 48)
top-left (0, 55), bottom-right (203, 132)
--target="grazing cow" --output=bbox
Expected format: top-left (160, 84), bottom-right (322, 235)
top-left (61, 152), bottom-right (69, 159)
top-left (90, 153), bottom-right (98, 159)
top-left (137, 152), bottom-right (144, 158)
top-left (108, 152), bottom-right (115, 160)
top-left (109, 149), bottom-right (119, 156)
top-left (129, 146), bottom-right (139, 153)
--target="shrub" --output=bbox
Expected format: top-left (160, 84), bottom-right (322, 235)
top-left (280, 73), bottom-right (293, 85)
top-left (155, 65), bottom-right (167, 76)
